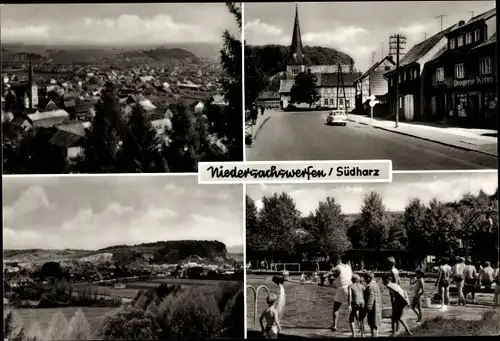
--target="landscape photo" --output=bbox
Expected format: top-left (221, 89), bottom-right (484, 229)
top-left (3, 175), bottom-right (244, 340)
top-left (246, 171), bottom-right (499, 337)
top-left (1, 3), bottom-right (243, 174)
top-left (244, 1), bottom-right (497, 170)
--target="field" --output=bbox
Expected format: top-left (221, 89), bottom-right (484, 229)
top-left (13, 307), bottom-right (117, 333)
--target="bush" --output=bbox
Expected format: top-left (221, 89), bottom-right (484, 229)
top-left (45, 311), bottom-right (69, 341)
top-left (159, 288), bottom-right (222, 339)
top-left (98, 307), bottom-right (161, 340)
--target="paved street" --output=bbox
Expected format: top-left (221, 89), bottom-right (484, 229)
top-left (245, 110), bottom-right (498, 170)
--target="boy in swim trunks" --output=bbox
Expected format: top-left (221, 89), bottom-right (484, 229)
top-left (383, 276), bottom-right (412, 337)
top-left (411, 269), bottom-right (425, 322)
top-left (348, 274), bottom-right (366, 337)
top-left (260, 294), bottom-right (281, 339)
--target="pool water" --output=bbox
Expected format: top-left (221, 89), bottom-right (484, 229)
top-left (246, 277), bottom-right (430, 332)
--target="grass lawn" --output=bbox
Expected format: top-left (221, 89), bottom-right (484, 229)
top-left (410, 310), bottom-right (500, 337)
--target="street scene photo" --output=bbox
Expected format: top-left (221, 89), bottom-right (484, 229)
top-left (1, 3), bottom-right (243, 174)
top-left (244, 2), bottom-right (497, 170)
top-left (246, 171), bottom-right (499, 337)
top-left (3, 175), bottom-right (244, 340)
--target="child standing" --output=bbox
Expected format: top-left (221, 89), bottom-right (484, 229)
top-left (259, 294), bottom-right (281, 339)
top-left (411, 269), bottom-right (425, 322)
top-left (348, 274), bottom-right (366, 338)
top-left (382, 276), bottom-right (412, 337)
top-left (363, 271), bottom-right (382, 337)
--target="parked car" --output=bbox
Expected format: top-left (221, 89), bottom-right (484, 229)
top-left (326, 110), bottom-right (347, 126)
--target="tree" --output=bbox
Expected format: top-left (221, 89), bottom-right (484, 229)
top-left (217, 2), bottom-right (243, 161)
top-left (116, 104), bottom-right (167, 173)
top-left (349, 191), bottom-right (388, 250)
top-left (45, 311), bottom-right (69, 341)
top-left (66, 309), bottom-right (92, 340)
top-left (404, 198), bottom-right (429, 259)
top-left (246, 195), bottom-right (266, 256)
top-left (99, 307), bottom-right (160, 340)
top-left (384, 213), bottom-right (407, 250)
top-left (310, 197), bottom-right (351, 259)
top-left (40, 261), bottom-right (63, 280)
top-left (80, 82), bottom-right (125, 173)
top-left (257, 192), bottom-right (301, 260)
top-left (425, 198), bottom-right (462, 258)
top-left (244, 44), bottom-right (268, 109)
top-left (290, 71), bottom-right (321, 107)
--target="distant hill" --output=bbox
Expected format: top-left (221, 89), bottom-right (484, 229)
top-left (4, 240), bottom-right (235, 265)
top-left (1, 44), bottom-right (200, 65)
top-left (246, 44), bottom-right (354, 78)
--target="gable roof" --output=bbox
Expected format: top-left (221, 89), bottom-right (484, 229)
top-left (354, 56), bottom-right (396, 83)
top-left (317, 72), bottom-right (361, 87)
top-left (278, 79), bottom-right (295, 93)
top-left (385, 23), bottom-right (459, 76)
top-left (449, 8), bottom-right (496, 34)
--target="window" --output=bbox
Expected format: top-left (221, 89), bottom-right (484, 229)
top-left (480, 57), bottom-right (492, 75)
top-left (292, 69), bottom-right (298, 75)
top-left (454, 64), bottom-right (464, 79)
top-left (403, 71), bottom-right (406, 81)
top-left (456, 93), bottom-right (468, 117)
top-left (450, 38), bottom-right (456, 49)
top-left (466, 32), bottom-right (472, 44)
top-left (384, 66), bottom-right (391, 71)
top-left (474, 29), bottom-right (480, 41)
top-left (457, 35), bottom-right (464, 47)
top-left (436, 67), bottom-right (445, 82)
top-left (398, 74), bottom-right (401, 83)
top-left (339, 98), bottom-right (344, 107)
top-left (413, 69), bottom-right (417, 78)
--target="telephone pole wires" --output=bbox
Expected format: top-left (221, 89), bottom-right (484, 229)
top-left (435, 14), bottom-right (447, 31)
top-left (389, 34), bottom-right (407, 128)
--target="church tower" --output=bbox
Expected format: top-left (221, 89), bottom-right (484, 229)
top-left (25, 54), bottom-right (38, 109)
top-left (286, 4), bottom-right (306, 78)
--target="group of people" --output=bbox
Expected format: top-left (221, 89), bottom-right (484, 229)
top-left (248, 104), bottom-right (266, 126)
top-left (435, 257), bottom-right (500, 309)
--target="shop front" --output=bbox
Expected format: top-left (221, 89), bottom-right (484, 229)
top-left (447, 74), bottom-right (496, 128)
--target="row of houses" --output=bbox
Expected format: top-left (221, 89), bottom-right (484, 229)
top-left (355, 8), bottom-right (496, 128)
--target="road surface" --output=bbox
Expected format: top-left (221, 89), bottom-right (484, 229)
top-left (246, 111), bottom-right (497, 170)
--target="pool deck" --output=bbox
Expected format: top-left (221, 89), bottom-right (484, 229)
top-left (247, 295), bottom-right (497, 338)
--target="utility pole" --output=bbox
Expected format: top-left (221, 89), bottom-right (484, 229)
top-left (389, 34), bottom-right (407, 128)
top-left (381, 42), bottom-right (384, 58)
top-left (435, 14), bottom-right (447, 31)
top-left (469, 11), bottom-right (475, 19)
top-left (371, 51), bottom-right (376, 66)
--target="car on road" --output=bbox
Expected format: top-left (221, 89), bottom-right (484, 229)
top-left (326, 110), bottom-right (347, 126)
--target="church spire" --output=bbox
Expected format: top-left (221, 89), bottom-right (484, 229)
top-left (289, 4), bottom-right (304, 65)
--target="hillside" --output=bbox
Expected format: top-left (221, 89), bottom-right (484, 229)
top-left (4, 240), bottom-right (235, 265)
top-left (246, 44), bottom-right (354, 77)
top-left (1, 44), bottom-right (199, 65)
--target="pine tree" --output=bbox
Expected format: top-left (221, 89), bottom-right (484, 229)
top-left (66, 309), bottom-right (92, 340)
top-left (45, 311), bottom-right (69, 341)
top-left (116, 104), bottom-right (167, 173)
top-left (80, 82), bottom-right (125, 173)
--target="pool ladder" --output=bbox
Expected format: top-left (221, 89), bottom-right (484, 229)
top-left (246, 285), bottom-right (270, 325)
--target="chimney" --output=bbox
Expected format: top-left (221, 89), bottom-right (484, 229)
top-left (459, 20), bottom-right (465, 26)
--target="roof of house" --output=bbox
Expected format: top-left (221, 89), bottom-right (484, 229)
top-left (57, 122), bottom-right (86, 137)
top-left (32, 116), bottom-right (69, 128)
top-left (317, 73), bottom-right (361, 87)
top-left (449, 8), bottom-right (496, 34)
top-left (389, 23), bottom-right (459, 71)
top-left (258, 91), bottom-right (280, 100)
top-left (28, 109), bottom-right (69, 122)
top-left (354, 56), bottom-right (396, 83)
top-left (49, 129), bottom-right (85, 148)
top-left (472, 32), bottom-right (497, 50)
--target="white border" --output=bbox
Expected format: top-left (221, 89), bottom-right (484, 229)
top-left (393, 169), bottom-right (498, 174)
top-left (198, 160), bottom-right (393, 184)
top-left (1, 173), bottom-right (198, 179)
top-left (241, 1), bottom-right (247, 164)
top-left (242, 182), bottom-right (248, 339)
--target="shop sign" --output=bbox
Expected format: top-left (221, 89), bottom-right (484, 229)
top-left (454, 75), bottom-right (494, 88)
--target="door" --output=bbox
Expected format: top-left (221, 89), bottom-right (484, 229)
top-left (468, 94), bottom-right (480, 123)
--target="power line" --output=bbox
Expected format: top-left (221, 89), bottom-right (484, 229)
top-left (435, 14), bottom-right (447, 31)
top-left (389, 34), bottom-right (407, 128)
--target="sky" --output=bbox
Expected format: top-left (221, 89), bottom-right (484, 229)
top-left (246, 172), bottom-right (498, 216)
top-left (0, 3), bottom-right (239, 46)
top-left (244, 1), bottom-right (496, 71)
top-left (3, 176), bottom-right (244, 250)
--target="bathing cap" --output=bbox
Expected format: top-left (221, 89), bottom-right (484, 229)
top-left (267, 294), bottom-right (278, 305)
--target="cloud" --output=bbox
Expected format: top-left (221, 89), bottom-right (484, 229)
top-left (3, 185), bottom-right (51, 221)
top-left (302, 26), bottom-right (369, 45)
top-left (398, 23), bottom-right (429, 36)
top-left (1, 14), bottom-right (221, 44)
top-left (3, 177), bottom-right (243, 250)
top-left (244, 19), bottom-right (290, 45)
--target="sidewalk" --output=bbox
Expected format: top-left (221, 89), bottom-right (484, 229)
top-left (245, 109), bottom-right (273, 140)
top-left (348, 114), bottom-right (498, 157)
